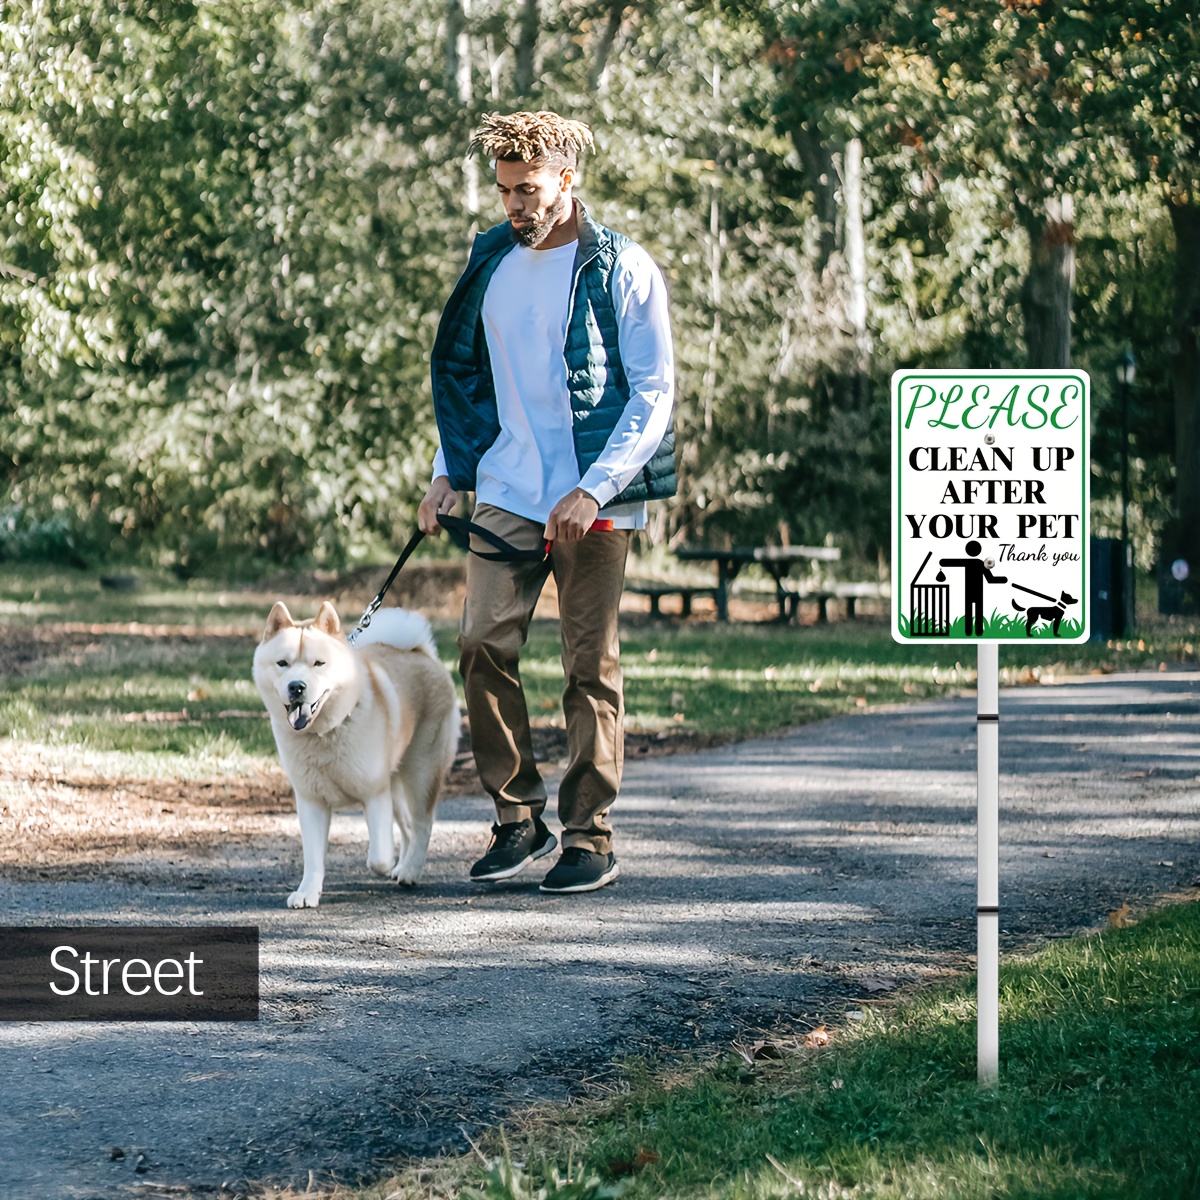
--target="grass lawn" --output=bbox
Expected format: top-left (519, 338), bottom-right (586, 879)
top-left (1, 562), bottom-right (1198, 771)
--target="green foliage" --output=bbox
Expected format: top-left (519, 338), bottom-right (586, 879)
top-left (0, 0), bottom-right (1189, 570)
top-left (0, 0), bottom-right (456, 570)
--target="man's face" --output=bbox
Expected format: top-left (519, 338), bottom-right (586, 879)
top-left (495, 158), bottom-right (573, 248)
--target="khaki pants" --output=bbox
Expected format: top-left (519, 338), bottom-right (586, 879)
top-left (458, 503), bottom-right (630, 855)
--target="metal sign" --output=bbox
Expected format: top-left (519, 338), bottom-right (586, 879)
top-left (890, 367), bottom-right (1091, 1087)
top-left (892, 370), bottom-right (1090, 644)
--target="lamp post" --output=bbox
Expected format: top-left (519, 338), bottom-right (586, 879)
top-left (1116, 350), bottom-right (1137, 636)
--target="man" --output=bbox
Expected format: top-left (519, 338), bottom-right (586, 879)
top-left (418, 111), bottom-right (675, 894)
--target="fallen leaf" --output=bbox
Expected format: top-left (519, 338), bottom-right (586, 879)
top-left (608, 1149), bottom-right (660, 1177)
top-left (750, 1039), bottom-right (785, 1060)
top-left (1109, 903), bottom-right (1137, 928)
top-left (861, 978), bottom-right (897, 993)
top-left (802, 1025), bottom-right (830, 1047)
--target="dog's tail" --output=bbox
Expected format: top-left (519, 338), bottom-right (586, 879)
top-left (1012, 600), bottom-right (1025, 612)
top-left (350, 607), bottom-right (439, 659)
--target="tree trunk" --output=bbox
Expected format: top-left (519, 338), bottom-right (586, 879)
top-left (791, 125), bottom-right (838, 274)
top-left (446, 0), bottom-right (478, 220)
top-left (1168, 200), bottom-right (1200, 597)
top-left (840, 137), bottom-right (869, 389)
top-left (445, 0), bottom-right (466, 95)
top-left (702, 187), bottom-right (724, 434)
top-left (589, 1), bottom-right (630, 93)
top-left (1021, 194), bottom-right (1075, 369)
top-left (700, 57), bottom-right (723, 435)
top-left (513, 0), bottom-right (539, 99)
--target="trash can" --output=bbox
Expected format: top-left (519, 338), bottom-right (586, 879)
top-left (909, 551), bottom-right (950, 636)
top-left (1089, 537), bottom-right (1125, 642)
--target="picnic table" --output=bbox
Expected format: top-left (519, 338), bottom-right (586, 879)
top-left (674, 545), bottom-right (842, 622)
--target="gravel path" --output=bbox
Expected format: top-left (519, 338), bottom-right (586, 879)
top-left (2, 670), bottom-right (1199, 1198)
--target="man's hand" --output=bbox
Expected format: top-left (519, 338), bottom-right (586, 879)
top-left (545, 487), bottom-right (600, 543)
top-left (418, 476), bottom-right (459, 535)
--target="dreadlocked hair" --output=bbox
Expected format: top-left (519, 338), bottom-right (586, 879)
top-left (469, 111), bottom-right (594, 171)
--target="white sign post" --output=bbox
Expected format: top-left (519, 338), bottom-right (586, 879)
top-left (891, 369), bottom-right (1090, 1085)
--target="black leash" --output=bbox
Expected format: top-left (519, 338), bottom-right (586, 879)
top-left (438, 513), bottom-right (551, 563)
top-left (346, 515), bottom-right (551, 644)
top-left (346, 527), bottom-right (427, 644)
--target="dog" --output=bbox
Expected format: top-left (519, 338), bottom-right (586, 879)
top-left (253, 601), bottom-right (459, 908)
top-left (1012, 590), bottom-right (1078, 636)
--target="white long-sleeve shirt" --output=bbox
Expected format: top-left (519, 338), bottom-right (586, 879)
top-left (431, 234), bottom-right (674, 530)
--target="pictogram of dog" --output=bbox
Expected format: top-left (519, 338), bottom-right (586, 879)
top-left (1012, 590), bottom-right (1078, 636)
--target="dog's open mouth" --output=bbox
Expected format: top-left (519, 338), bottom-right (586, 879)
top-left (287, 691), bottom-right (330, 731)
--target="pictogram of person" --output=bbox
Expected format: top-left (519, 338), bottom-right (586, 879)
top-left (939, 540), bottom-right (1007, 636)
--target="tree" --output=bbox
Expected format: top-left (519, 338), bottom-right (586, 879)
top-left (0, 0), bottom-right (464, 568)
top-left (1082, 0), bottom-right (1200, 597)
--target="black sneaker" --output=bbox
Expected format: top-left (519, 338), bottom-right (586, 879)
top-left (539, 847), bottom-right (620, 894)
top-left (469, 817), bottom-right (557, 882)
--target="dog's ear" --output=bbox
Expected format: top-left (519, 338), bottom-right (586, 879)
top-left (314, 601), bottom-right (341, 636)
top-left (262, 601), bottom-right (294, 642)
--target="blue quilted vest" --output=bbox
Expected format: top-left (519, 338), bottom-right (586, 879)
top-left (429, 203), bottom-right (677, 508)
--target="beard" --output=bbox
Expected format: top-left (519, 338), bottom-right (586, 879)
top-left (512, 191), bottom-right (570, 248)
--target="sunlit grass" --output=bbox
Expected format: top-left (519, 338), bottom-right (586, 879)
top-left (4, 563), bottom-right (1200, 771)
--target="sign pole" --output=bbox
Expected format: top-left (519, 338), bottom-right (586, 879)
top-left (976, 642), bottom-right (999, 1086)
top-left (891, 369), bottom-right (1091, 1089)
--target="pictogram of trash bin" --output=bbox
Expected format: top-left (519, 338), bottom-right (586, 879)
top-left (910, 551), bottom-right (950, 636)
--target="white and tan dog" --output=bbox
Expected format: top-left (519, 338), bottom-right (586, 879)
top-left (253, 601), bottom-right (459, 908)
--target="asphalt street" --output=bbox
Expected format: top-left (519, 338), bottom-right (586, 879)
top-left (2, 670), bottom-right (1199, 1198)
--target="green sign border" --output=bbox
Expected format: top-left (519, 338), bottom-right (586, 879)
top-left (892, 370), bottom-right (1090, 645)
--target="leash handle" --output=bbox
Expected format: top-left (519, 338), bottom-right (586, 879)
top-left (438, 513), bottom-right (550, 562)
